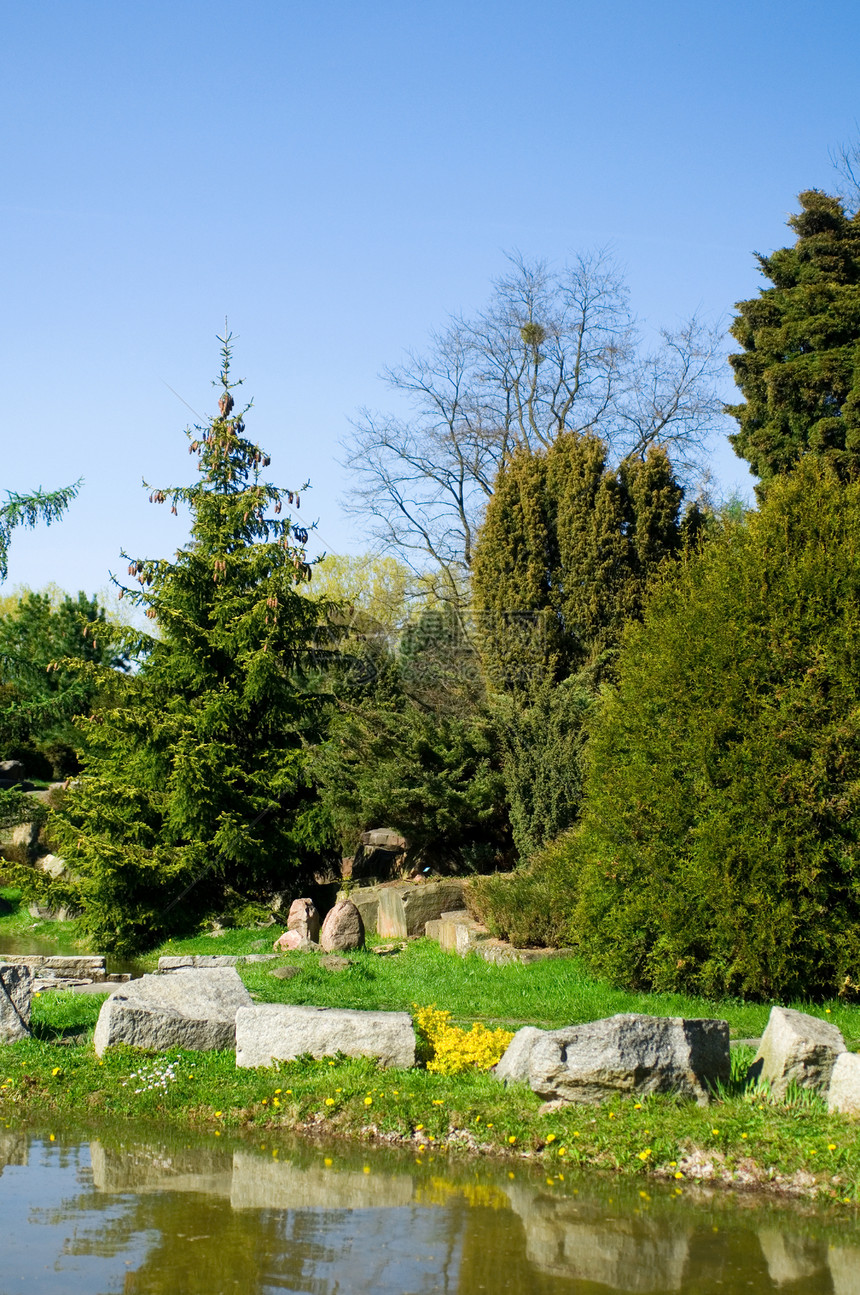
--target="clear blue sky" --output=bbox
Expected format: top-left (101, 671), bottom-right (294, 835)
top-left (3, 0), bottom-right (859, 594)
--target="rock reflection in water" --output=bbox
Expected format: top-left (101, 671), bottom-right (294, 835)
top-left (1, 1128), bottom-right (859, 1294)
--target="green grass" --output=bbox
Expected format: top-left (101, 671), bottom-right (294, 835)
top-left (3, 914), bottom-right (859, 1202)
top-left (143, 930), bottom-right (860, 1045)
top-left (2, 992), bottom-right (858, 1205)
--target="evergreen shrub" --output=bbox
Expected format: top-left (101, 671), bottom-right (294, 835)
top-left (570, 458), bottom-right (860, 999)
top-left (467, 832), bottom-right (579, 948)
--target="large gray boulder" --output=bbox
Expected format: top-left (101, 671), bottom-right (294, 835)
top-left (494, 1014), bottom-right (730, 1105)
top-left (93, 968), bottom-right (253, 1057)
top-left (827, 1051), bottom-right (860, 1116)
top-left (0, 964), bottom-right (33, 1043)
top-left (750, 1007), bottom-right (845, 1099)
top-left (235, 1004), bottom-right (415, 1069)
top-left (157, 954), bottom-right (276, 970)
top-left (320, 900), bottom-right (365, 952)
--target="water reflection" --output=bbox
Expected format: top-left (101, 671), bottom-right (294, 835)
top-left (0, 1125), bottom-right (857, 1294)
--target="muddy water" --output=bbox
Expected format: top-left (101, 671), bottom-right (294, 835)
top-left (0, 1125), bottom-right (857, 1294)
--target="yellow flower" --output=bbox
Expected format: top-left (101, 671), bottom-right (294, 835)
top-left (558, 1148), bottom-right (566, 1156)
top-left (325, 1098), bottom-right (335, 1106)
top-left (828, 1143), bottom-right (837, 1151)
top-left (415, 1124), bottom-right (424, 1131)
top-left (214, 1111), bottom-right (223, 1118)
top-left (273, 1098), bottom-right (280, 1107)
top-left (364, 1097), bottom-right (373, 1106)
top-left (637, 1149), bottom-right (651, 1161)
top-left (633, 1103), bottom-right (642, 1110)
top-left (545, 1133), bottom-right (555, 1144)
top-left (432, 1099), bottom-right (443, 1106)
top-left (324, 1157), bottom-right (333, 1166)
top-left (51, 1067), bottom-right (61, 1077)
top-left (674, 1171), bottom-right (684, 1179)
top-left (741, 1133), bottom-right (748, 1139)
top-left (508, 1135), bottom-right (517, 1145)
top-left (572, 1131), bottom-right (580, 1138)
top-left (261, 1099), bottom-right (268, 1106)
top-left (49, 1134), bottom-right (55, 1142)
top-left (363, 1166), bottom-right (370, 1174)
top-left (274, 1088), bottom-right (281, 1094)
top-left (711, 1128), bottom-right (719, 1136)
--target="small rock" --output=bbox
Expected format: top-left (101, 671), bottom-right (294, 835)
top-left (828, 1051), bottom-right (860, 1116)
top-left (320, 900), bottom-right (365, 952)
top-left (270, 966), bottom-right (302, 980)
top-left (0, 760), bottom-right (25, 783)
top-left (273, 931), bottom-right (319, 953)
top-left (320, 955), bottom-right (351, 971)
top-left (750, 1007), bottom-right (845, 1099)
top-left (286, 897), bottom-right (321, 944)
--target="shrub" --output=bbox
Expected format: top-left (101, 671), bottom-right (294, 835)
top-left (572, 458), bottom-right (860, 1000)
top-left (467, 833), bottom-right (579, 948)
top-left (413, 1004), bottom-right (513, 1075)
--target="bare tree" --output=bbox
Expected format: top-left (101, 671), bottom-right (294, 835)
top-left (830, 134), bottom-right (860, 215)
top-left (342, 251), bottom-right (724, 609)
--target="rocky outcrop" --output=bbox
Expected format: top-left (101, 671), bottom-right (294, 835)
top-left (749, 1007), bottom-right (845, 1099)
top-left (827, 1050), bottom-right (860, 1116)
top-left (94, 968), bottom-right (253, 1057)
top-left (235, 1004), bottom-right (415, 1069)
top-left (495, 1013), bottom-right (730, 1105)
top-left (273, 930), bottom-right (319, 953)
top-left (376, 880), bottom-right (467, 939)
top-left (0, 963), bottom-right (32, 1043)
top-left (320, 900), bottom-right (365, 952)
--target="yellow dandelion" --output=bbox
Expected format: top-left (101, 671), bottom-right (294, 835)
top-left (363, 1166), bottom-right (370, 1174)
top-left (415, 1124), bottom-right (424, 1131)
top-left (324, 1157), bottom-right (333, 1167)
top-left (49, 1134), bottom-right (55, 1142)
top-left (711, 1128), bottom-right (719, 1136)
top-left (508, 1135), bottom-right (517, 1145)
top-left (432, 1099), bottom-right (443, 1106)
top-left (828, 1143), bottom-right (837, 1151)
top-left (325, 1098), bottom-right (335, 1106)
top-left (364, 1096), bottom-right (373, 1106)
top-left (545, 1133), bottom-right (556, 1144)
top-left (51, 1067), bottom-right (61, 1077)
top-left (633, 1103), bottom-right (642, 1110)
top-left (674, 1171), bottom-right (684, 1179)
top-left (214, 1111), bottom-right (223, 1118)
top-left (558, 1148), bottom-right (566, 1156)
top-left (741, 1132), bottom-right (748, 1139)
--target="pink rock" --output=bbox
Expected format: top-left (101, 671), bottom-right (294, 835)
top-left (286, 897), bottom-right (321, 943)
top-left (320, 900), bottom-right (365, 952)
top-left (273, 929), bottom-right (304, 952)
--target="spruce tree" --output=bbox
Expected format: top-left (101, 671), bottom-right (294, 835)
top-left (44, 336), bottom-right (335, 952)
top-left (728, 189), bottom-right (860, 484)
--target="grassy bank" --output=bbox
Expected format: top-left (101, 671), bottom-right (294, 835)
top-left (1, 931), bottom-right (859, 1204)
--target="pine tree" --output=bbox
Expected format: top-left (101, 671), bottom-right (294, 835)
top-left (44, 335), bottom-right (336, 952)
top-left (728, 189), bottom-right (860, 485)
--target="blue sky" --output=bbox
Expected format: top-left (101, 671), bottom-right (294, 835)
top-left (3, 0), bottom-right (859, 594)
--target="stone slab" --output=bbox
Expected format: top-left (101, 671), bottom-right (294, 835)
top-left (0, 964), bottom-right (32, 1043)
top-left (235, 1004), bottom-right (416, 1069)
top-left (376, 880), bottom-right (467, 939)
top-left (94, 967), bottom-right (253, 1057)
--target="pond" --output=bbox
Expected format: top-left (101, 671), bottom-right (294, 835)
top-left (0, 1124), bottom-right (856, 1294)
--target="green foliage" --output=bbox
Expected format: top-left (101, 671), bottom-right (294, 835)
top-left (43, 336), bottom-right (338, 953)
top-left (468, 832), bottom-right (580, 948)
top-left (571, 457), bottom-right (860, 1000)
top-left (471, 434), bottom-right (686, 690)
top-left (728, 189), bottom-right (860, 485)
top-left (492, 677), bottom-right (592, 860)
top-left (0, 480), bottom-right (81, 582)
top-left (0, 589), bottom-right (125, 777)
top-left (316, 701), bottom-right (511, 872)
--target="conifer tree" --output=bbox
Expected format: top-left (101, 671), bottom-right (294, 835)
top-left (471, 434), bottom-right (685, 689)
top-left (728, 189), bottom-right (860, 484)
top-left (43, 335), bottom-right (335, 952)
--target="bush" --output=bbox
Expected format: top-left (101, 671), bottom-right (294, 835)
top-left (467, 833), bottom-right (579, 948)
top-left (571, 458), bottom-right (860, 1000)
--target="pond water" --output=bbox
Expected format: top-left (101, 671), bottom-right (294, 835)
top-left (0, 1124), bottom-right (857, 1294)
top-left (0, 936), bottom-right (145, 979)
